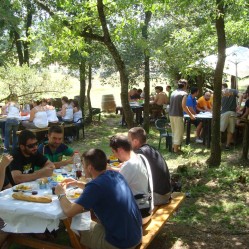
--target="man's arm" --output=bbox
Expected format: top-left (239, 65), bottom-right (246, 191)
top-left (55, 184), bottom-right (84, 217)
top-left (182, 95), bottom-right (195, 120)
top-left (54, 157), bottom-right (73, 169)
top-left (0, 155), bottom-right (13, 190)
top-left (11, 160), bottom-right (55, 184)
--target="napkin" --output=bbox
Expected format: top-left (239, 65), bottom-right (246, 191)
top-left (70, 212), bottom-right (91, 235)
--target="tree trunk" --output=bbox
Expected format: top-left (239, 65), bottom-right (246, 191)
top-left (142, 10), bottom-right (152, 133)
top-left (241, 121), bottom-right (249, 160)
top-left (207, 0), bottom-right (226, 167)
top-left (79, 60), bottom-right (86, 116)
top-left (196, 74), bottom-right (204, 97)
top-left (97, 0), bottom-right (134, 128)
top-left (87, 62), bottom-right (93, 122)
top-left (23, 0), bottom-right (33, 66)
top-left (14, 31), bottom-right (24, 66)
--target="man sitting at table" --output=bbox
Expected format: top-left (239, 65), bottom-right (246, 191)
top-left (197, 91), bottom-right (212, 113)
top-left (38, 126), bottom-right (74, 169)
top-left (109, 134), bottom-right (154, 225)
top-left (128, 127), bottom-right (172, 205)
top-left (10, 130), bottom-right (55, 184)
top-left (55, 148), bottom-right (142, 249)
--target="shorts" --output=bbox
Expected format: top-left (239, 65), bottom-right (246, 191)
top-left (220, 111), bottom-right (236, 133)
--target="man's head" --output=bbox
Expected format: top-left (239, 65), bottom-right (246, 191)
top-left (81, 149), bottom-right (107, 178)
top-left (190, 87), bottom-right (199, 96)
top-left (128, 127), bottom-right (147, 150)
top-left (204, 91), bottom-right (211, 101)
top-left (19, 130), bottom-right (38, 156)
top-left (178, 79), bottom-right (188, 89)
top-left (48, 126), bottom-right (63, 149)
top-left (155, 86), bottom-right (163, 93)
top-left (222, 83), bottom-right (228, 89)
top-left (166, 85), bottom-right (171, 92)
top-left (109, 134), bottom-right (131, 162)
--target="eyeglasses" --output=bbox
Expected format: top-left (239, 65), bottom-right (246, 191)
top-left (25, 142), bottom-right (38, 149)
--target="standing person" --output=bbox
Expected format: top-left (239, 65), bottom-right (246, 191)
top-left (10, 130), bottom-right (55, 184)
top-left (128, 127), bottom-right (172, 205)
top-left (38, 126), bottom-right (74, 169)
top-left (197, 91), bottom-right (213, 113)
top-left (55, 148), bottom-right (142, 249)
top-left (3, 94), bottom-right (21, 153)
top-left (185, 87), bottom-right (203, 143)
top-left (166, 85), bottom-right (173, 102)
top-left (109, 134), bottom-right (154, 224)
top-left (220, 83), bottom-right (239, 150)
top-left (169, 79), bottom-right (195, 153)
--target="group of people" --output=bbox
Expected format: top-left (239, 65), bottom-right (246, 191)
top-left (0, 95), bottom-right (83, 153)
top-left (0, 125), bottom-right (172, 249)
top-left (169, 79), bottom-right (248, 153)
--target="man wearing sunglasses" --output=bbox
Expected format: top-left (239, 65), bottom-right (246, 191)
top-left (9, 130), bottom-right (55, 184)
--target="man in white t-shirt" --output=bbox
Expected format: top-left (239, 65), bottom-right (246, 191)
top-left (109, 134), bottom-right (154, 224)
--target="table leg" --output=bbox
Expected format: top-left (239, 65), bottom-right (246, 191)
top-left (186, 119), bottom-right (191, 145)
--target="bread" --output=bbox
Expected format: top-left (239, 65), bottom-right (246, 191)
top-left (12, 193), bottom-right (52, 203)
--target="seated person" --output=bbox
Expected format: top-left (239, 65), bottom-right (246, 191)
top-left (57, 96), bottom-right (73, 122)
top-left (128, 127), bottom-right (172, 205)
top-left (109, 134), bottom-right (154, 225)
top-left (70, 99), bottom-right (83, 124)
top-left (197, 91), bottom-right (212, 113)
top-left (128, 88), bottom-right (140, 101)
top-left (55, 148), bottom-right (142, 249)
top-left (43, 99), bottom-right (59, 124)
top-left (0, 154), bottom-right (14, 191)
top-left (150, 86), bottom-right (168, 119)
top-left (38, 126), bottom-right (74, 169)
top-left (22, 100), bottom-right (48, 129)
top-left (10, 130), bottom-right (55, 184)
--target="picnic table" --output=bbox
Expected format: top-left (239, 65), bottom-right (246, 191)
top-left (0, 170), bottom-right (85, 249)
top-left (184, 112), bottom-right (212, 148)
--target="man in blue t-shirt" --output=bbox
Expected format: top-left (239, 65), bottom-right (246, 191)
top-left (55, 148), bottom-right (142, 249)
top-left (185, 87), bottom-right (203, 143)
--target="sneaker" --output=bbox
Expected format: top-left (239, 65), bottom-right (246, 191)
top-left (195, 138), bottom-right (203, 144)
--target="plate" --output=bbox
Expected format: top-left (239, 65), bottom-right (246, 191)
top-left (66, 188), bottom-right (83, 200)
top-left (111, 162), bottom-right (120, 167)
top-left (13, 184), bottom-right (33, 192)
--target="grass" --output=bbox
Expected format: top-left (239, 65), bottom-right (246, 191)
top-left (7, 114), bottom-right (249, 248)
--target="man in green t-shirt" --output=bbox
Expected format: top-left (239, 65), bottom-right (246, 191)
top-left (38, 126), bottom-right (74, 168)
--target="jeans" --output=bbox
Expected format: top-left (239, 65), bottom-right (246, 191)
top-left (4, 119), bottom-right (19, 152)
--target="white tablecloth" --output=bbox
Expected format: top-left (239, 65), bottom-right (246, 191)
top-left (0, 186), bottom-right (65, 233)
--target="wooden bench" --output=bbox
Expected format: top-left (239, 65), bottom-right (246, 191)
top-left (136, 192), bottom-right (185, 249)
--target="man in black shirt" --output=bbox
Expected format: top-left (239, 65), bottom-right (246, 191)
top-left (10, 130), bottom-right (55, 184)
top-left (128, 127), bottom-right (171, 205)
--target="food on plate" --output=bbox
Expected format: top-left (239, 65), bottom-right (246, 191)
top-left (14, 185), bottom-right (32, 191)
top-left (51, 174), bottom-right (64, 182)
top-left (67, 188), bottom-right (83, 199)
top-left (112, 162), bottom-right (120, 167)
top-left (12, 193), bottom-right (52, 203)
top-left (109, 155), bottom-right (118, 161)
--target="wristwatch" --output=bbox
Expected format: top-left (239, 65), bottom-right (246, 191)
top-left (57, 193), bottom-right (66, 200)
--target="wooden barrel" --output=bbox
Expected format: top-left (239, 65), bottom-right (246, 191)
top-left (101, 94), bottom-right (116, 113)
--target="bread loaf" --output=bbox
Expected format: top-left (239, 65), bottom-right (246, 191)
top-left (12, 193), bottom-right (52, 203)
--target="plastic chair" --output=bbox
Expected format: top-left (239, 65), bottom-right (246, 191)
top-left (155, 118), bottom-right (172, 152)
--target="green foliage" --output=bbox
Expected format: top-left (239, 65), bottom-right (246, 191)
top-left (0, 64), bottom-right (74, 103)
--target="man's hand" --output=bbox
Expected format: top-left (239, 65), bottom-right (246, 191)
top-left (61, 178), bottom-right (78, 187)
top-left (55, 183), bottom-right (66, 195)
top-left (38, 165), bottom-right (54, 177)
top-left (0, 154), bottom-right (13, 169)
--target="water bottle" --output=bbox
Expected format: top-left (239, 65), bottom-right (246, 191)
top-left (73, 151), bottom-right (84, 179)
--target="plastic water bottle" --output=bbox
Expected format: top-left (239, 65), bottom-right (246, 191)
top-left (73, 151), bottom-right (84, 179)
